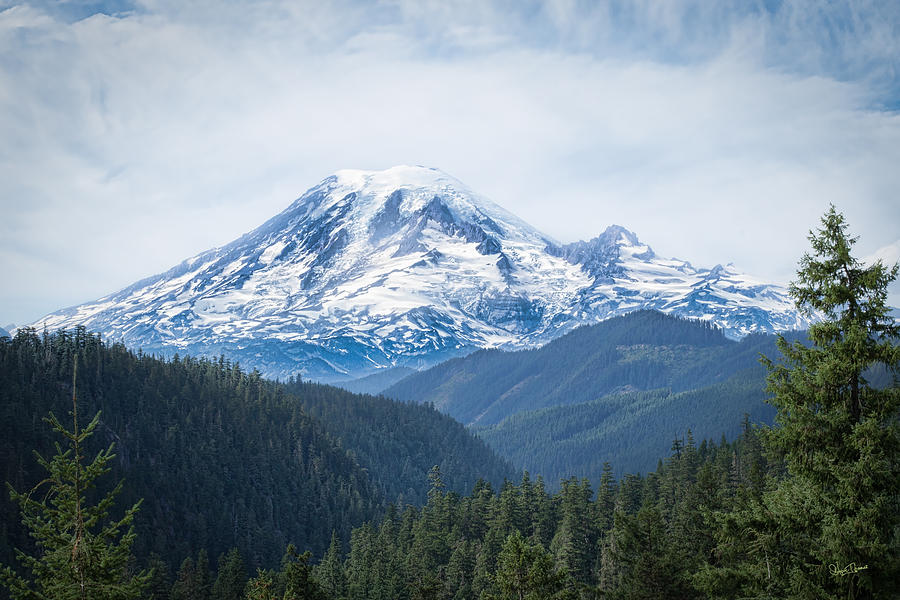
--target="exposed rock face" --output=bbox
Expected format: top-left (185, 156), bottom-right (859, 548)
top-left (34, 166), bottom-right (810, 381)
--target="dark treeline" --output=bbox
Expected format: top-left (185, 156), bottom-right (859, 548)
top-left (282, 380), bottom-right (512, 506)
top-left (300, 423), bottom-right (773, 600)
top-left (152, 422), bottom-right (780, 599)
top-left (0, 327), bottom-right (512, 578)
top-left (164, 401), bottom-right (895, 599)
top-left (0, 326), bottom-right (376, 571)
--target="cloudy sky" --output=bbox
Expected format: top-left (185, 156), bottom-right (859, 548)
top-left (2, 0), bottom-right (899, 328)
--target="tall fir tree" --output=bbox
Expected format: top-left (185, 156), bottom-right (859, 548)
top-left (702, 206), bottom-right (900, 599)
top-left (0, 357), bottom-right (149, 600)
top-left (488, 530), bottom-right (571, 600)
top-left (194, 550), bottom-right (213, 600)
top-left (170, 551), bottom-right (212, 600)
top-left (170, 557), bottom-right (197, 600)
top-left (212, 548), bottom-right (247, 600)
top-left (142, 554), bottom-right (171, 600)
top-left (281, 545), bottom-right (328, 600)
top-left (313, 532), bottom-right (346, 600)
top-left (606, 505), bottom-right (686, 600)
top-left (550, 478), bottom-right (596, 594)
top-left (763, 206), bottom-right (899, 599)
top-left (243, 568), bottom-right (277, 600)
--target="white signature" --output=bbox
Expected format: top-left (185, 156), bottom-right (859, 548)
top-left (829, 563), bottom-right (868, 577)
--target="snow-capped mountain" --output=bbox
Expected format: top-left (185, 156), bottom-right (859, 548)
top-left (551, 227), bottom-right (806, 337)
top-left (33, 166), bottom-right (811, 381)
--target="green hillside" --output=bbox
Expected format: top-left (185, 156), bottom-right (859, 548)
top-left (0, 328), bottom-right (512, 574)
top-left (383, 311), bottom-right (809, 485)
top-left (476, 366), bottom-right (775, 483)
top-left (282, 379), bottom-right (513, 506)
top-left (384, 311), bottom-right (781, 426)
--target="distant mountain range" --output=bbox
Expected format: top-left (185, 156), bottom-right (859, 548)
top-left (32, 166), bottom-right (811, 382)
top-left (384, 310), bottom-right (795, 483)
top-left (384, 311), bottom-right (769, 425)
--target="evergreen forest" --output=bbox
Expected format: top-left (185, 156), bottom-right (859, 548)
top-left (385, 310), bottom-right (796, 428)
top-left (0, 327), bottom-right (512, 578)
top-left (0, 207), bottom-right (897, 599)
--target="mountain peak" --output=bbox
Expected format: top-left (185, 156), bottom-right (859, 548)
top-left (554, 224), bottom-right (654, 277)
top-left (275, 166), bottom-right (464, 224)
top-left (601, 224), bottom-right (642, 247)
top-left (332, 165), bottom-right (461, 191)
top-left (32, 168), bottom-right (813, 381)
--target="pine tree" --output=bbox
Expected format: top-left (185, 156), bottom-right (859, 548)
top-left (705, 206), bottom-right (900, 600)
top-left (194, 550), bottom-right (213, 600)
top-left (0, 357), bottom-right (149, 599)
top-left (345, 523), bottom-right (377, 600)
top-left (550, 478), bottom-right (595, 590)
top-left (170, 557), bottom-right (197, 600)
top-left (170, 552), bottom-right (212, 600)
top-left (212, 548), bottom-right (247, 600)
top-left (313, 532), bottom-right (346, 600)
top-left (759, 206), bottom-right (899, 599)
top-left (281, 545), bottom-right (328, 600)
top-left (444, 539), bottom-right (475, 600)
top-left (142, 554), bottom-right (171, 600)
top-left (488, 530), bottom-right (571, 600)
top-left (607, 506), bottom-right (687, 600)
top-left (594, 462), bottom-right (616, 535)
top-left (244, 568), bottom-right (277, 600)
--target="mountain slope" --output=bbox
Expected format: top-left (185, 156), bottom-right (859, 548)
top-left (0, 328), bottom-right (512, 573)
top-left (383, 311), bottom-right (801, 485)
top-left (330, 366), bottom-right (418, 395)
top-left (33, 166), bottom-right (811, 381)
top-left (385, 310), bottom-right (782, 426)
top-left (281, 378), bottom-right (514, 506)
top-left (0, 329), bottom-right (376, 572)
top-left (476, 367), bottom-right (775, 485)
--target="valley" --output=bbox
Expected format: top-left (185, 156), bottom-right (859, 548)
top-left (1, 173), bottom-right (894, 599)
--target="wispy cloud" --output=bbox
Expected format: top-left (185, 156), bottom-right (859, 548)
top-left (1, 0), bottom-right (898, 324)
top-left (864, 240), bottom-right (900, 267)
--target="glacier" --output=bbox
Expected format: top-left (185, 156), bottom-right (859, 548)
top-left (33, 166), bottom-right (812, 382)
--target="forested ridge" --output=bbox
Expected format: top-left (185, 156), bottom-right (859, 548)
top-left (476, 364), bottom-right (778, 484)
top-left (1, 207), bottom-right (898, 599)
top-left (0, 327), bottom-right (512, 578)
top-left (385, 310), bottom-right (793, 426)
top-left (304, 424), bottom-right (779, 600)
top-left (281, 379), bottom-right (512, 506)
top-left (388, 311), bottom-right (812, 484)
top-left (0, 342), bottom-right (801, 599)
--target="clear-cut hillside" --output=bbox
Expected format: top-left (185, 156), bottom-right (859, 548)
top-left (33, 166), bottom-right (811, 381)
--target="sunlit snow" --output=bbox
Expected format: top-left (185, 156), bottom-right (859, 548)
top-left (31, 166), bottom-right (813, 380)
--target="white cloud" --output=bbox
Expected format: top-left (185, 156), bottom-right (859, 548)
top-left (1, 0), bottom-right (899, 324)
top-left (865, 241), bottom-right (900, 267)
top-left (862, 241), bottom-right (900, 310)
